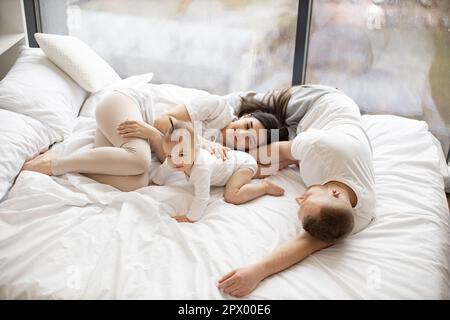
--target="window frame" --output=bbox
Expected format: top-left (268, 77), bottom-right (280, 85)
top-left (23, 0), bottom-right (42, 47)
top-left (292, 0), bottom-right (313, 86)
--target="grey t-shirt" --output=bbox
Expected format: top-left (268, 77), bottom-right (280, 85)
top-left (282, 84), bottom-right (340, 139)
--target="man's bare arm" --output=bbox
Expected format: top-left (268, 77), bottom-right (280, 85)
top-left (255, 158), bottom-right (298, 178)
top-left (218, 232), bottom-right (330, 297)
top-left (250, 141), bottom-right (297, 177)
top-left (256, 232), bottom-right (330, 278)
top-left (252, 141), bottom-right (294, 165)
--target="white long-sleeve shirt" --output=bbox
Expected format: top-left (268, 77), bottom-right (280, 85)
top-left (154, 149), bottom-right (257, 221)
top-left (183, 84), bottom-right (339, 140)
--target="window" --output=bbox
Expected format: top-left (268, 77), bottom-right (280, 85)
top-left (38, 0), bottom-right (299, 95)
top-left (33, 0), bottom-right (450, 156)
top-left (305, 0), bottom-right (450, 156)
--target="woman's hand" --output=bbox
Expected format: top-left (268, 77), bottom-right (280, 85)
top-left (200, 137), bottom-right (229, 160)
top-left (174, 215), bottom-right (194, 223)
top-left (116, 120), bottom-right (154, 139)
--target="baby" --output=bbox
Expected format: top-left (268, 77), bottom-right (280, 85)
top-left (154, 117), bottom-right (285, 223)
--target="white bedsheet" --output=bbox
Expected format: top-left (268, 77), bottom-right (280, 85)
top-left (0, 87), bottom-right (449, 299)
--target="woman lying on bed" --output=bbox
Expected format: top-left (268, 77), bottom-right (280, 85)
top-left (22, 83), bottom-right (337, 190)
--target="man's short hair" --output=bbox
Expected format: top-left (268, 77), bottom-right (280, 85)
top-left (302, 203), bottom-right (354, 244)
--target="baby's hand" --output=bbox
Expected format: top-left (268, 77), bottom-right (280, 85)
top-left (174, 215), bottom-right (194, 223)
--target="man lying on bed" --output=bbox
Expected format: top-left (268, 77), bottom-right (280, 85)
top-left (218, 91), bottom-right (376, 297)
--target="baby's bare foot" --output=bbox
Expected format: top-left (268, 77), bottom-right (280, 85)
top-left (22, 151), bottom-right (54, 175)
top-left (263, 180), bottom-right (285, 196)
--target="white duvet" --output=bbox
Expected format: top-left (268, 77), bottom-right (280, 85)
top-left (0, 85), bottom-right (449, 299)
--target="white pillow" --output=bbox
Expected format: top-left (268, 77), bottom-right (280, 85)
top-left (0, 47), bottom-right (87, 139)
top-left (0, 109), bottom-right (54, 201)
top-left (35, 33), bottom-right (122, 93)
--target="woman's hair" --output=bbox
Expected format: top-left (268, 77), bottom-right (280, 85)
top-left (237, 88), bottom-right (291, 144)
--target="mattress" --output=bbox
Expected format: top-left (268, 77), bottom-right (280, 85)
top-left (0, 88), bottom-right (449, 299)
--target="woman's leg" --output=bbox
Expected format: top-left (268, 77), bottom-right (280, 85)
top-left (82, 129), bottom-right (149, 191)
top-left (22, 92), bottom-right (152, 190)
top-left (52, 92), bottom-right (151, 175)
top-left (223, 168), bottom-right (284, 205)
top-left (23, 92), bottom-right (152, 176)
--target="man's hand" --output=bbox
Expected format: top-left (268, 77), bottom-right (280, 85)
top-left (218, 233), bottom-right (331, 297)
top-left (174, 215), bottom-right (194, 223)
top-left (200, 138), bottom-right (229, 160)
top-left (117, 120), bottom-right (153, 139)
top-left (217, 264), bottom-right (264, 297)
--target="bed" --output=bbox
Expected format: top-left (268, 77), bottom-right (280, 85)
top-left (0, 82), bottom-right (449, 299)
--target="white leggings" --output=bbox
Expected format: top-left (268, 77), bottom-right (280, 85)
top-left (52, 92), bottom-right (152, 191)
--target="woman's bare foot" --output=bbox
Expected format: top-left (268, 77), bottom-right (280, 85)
top-left (263, 180), bottom-right (285, 196)
top-left (22, 151), bottom-right (54, 175)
